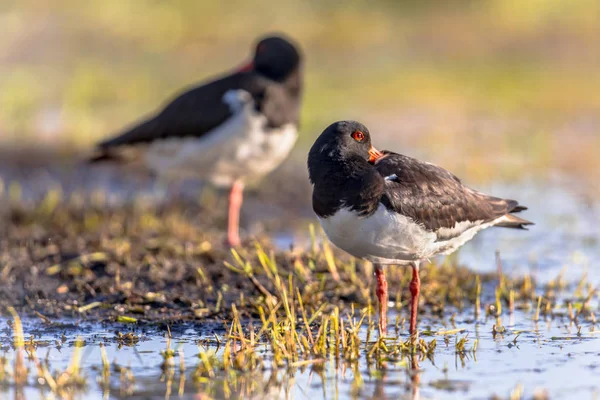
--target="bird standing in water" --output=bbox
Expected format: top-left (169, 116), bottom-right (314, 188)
top-left (91, 34), bottom-right (303, 246)
top-left (308, 121), bottom-right (532, 338)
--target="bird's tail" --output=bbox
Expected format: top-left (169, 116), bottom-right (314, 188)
top-left (496, 200), bottom-right (534, 229)
top-left (495, 214), bottom-right (534, 229)
top-left (87, 149), bottom-right (124, 163)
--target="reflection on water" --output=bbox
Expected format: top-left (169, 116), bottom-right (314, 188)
top-left (1, 303), bottom-right (598, 400)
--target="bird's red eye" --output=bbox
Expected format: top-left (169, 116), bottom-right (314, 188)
top-left (351, 131), bottom-right (365, 142)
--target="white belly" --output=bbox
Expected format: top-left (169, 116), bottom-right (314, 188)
top-left (318, 204), bottom-right (502, 264)
top-left (319, 205), bottom-right (434, 264)
top-left (143, 90), bottom-right (298, 187)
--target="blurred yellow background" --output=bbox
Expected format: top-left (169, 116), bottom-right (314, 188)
top-left (1, 0), bottom-right (599, 186)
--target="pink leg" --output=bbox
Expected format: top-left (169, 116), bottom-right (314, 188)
top-left (409, 262), bottom-right (421, 340)
top-left (227, 180), bottom-right (244, 247)
top-left (374, 264), bottom-right (388, 335)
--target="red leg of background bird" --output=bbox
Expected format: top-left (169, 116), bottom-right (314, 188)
top-left (374, 264), bottom-right (388, 335)
top-left (227, 180), bottom-right (244, 247)
top-left (409, 262), bottom-right (421, 341)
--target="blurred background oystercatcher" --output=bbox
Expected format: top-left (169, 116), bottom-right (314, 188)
top-left (308, 121), bottom-right (533, 338)
top-left (90, 34), bottom-right (303, 246)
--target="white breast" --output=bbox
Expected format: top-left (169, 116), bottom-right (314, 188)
top-left (319, 204), bottom-right (506, 264)
top-left (319, 205), bottom-right (435, 265)
top-left (143, 90), bottom-right (298, 187)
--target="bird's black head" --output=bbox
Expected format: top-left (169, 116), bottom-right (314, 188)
top-left (308, 121), bottom-right (383, 183)
top-left (244, 35), bottom-right (302, 82)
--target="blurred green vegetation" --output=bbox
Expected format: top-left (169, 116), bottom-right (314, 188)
top-left (0, 0), bottom-right (599, 183)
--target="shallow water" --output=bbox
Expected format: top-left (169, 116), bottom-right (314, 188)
top-left (1, 302), bottom-right (599, 400)
top-left (455, 178), bottom-right (600, 285)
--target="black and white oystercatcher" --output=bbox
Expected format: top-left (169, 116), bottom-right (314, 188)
top-left (308, 121), bottom-right (533, 337)
top-left (90, 35), bottom-right (303, 246)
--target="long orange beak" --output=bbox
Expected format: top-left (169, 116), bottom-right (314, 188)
top-left (238, 61), bottom-right (254, 72)
top-left (368, 146), bottom-right (384, 163)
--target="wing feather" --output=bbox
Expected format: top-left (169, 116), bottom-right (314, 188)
top-left (376, 152), bottom-right (532, 239)
top-left (90, 71), bottom-right (300, 162)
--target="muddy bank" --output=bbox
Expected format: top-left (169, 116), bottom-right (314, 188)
top-left (0, 193), bottom-right (512, 326)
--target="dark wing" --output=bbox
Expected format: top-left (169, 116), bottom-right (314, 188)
top-left (91, 72), bottom-right (299, 158)
top-left (375, 152), bottom-right (532, 239)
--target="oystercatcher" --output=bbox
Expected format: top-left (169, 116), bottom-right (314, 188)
top-left (308, 121), bottom-right (533, 337)
top-left (90, 35), bottom-right (303, 246)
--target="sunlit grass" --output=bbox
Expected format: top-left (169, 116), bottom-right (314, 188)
top-left (1, 249), bottom-right (597, 398)
top-left (0, 185), bottom-right (597, 397)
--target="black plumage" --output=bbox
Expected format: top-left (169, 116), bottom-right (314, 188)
top-left (309, 120), bottom-right (533, 338)
top-left (309, 121), bottom-right (384, 218)
top-left (308, 121), bottom-right (533, 241)
top-left (89, 35), bottom-right (304, 248)
top-left (375, 152), bottom-right (531, 238)
top-left (91, 35), bottom-right (302, 160)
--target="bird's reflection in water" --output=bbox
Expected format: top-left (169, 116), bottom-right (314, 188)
top-left (410, 354), bottom-right (421, 400)
top-left (372, 375), bottom-right (387, 400)
top-left (370, 353), bottom-right (422, 400)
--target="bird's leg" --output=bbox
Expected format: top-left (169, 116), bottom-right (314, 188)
top-left (374, 264), bottom-right (388, 336)
top-left (227, 179), bottom-right (244, 247)
top-left (409, 261), bottom-right (421, 342)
